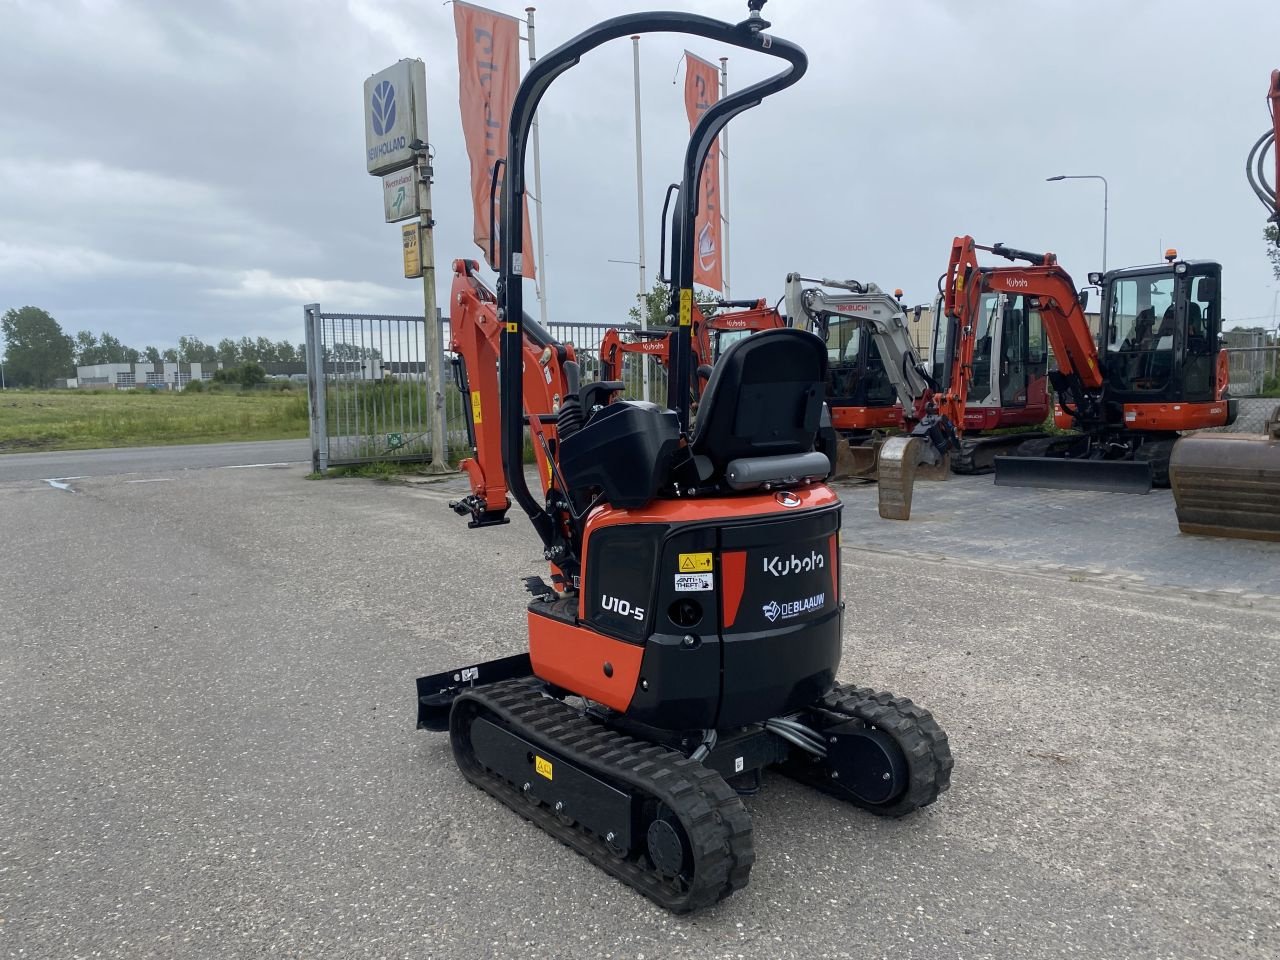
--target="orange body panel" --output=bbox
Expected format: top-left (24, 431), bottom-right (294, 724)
top-left (528, 613), bottom-right (644, 712)
top-left (1121, 402), bottom-right (1232, 431)
top-left (721, 550), bottom-right (747, 628)
top-left (831, 404), bottom-right (903, 431)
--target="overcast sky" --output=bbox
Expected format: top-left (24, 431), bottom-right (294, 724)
top-left (2, 0), bottom-right (1278, 355)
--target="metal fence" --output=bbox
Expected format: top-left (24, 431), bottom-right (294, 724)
top-left (304, 303), bottom-right (666, 472)
top-left (1224, 335), bottom-right (1279, 397)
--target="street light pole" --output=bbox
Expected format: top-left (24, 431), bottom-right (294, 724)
top-left (1047, 174), bottom-right (1108, 272)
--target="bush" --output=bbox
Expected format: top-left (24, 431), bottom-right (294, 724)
top-left (211, 362), bottom-right (267, 387)
top-left (183, 378), bottom-right (206, 393)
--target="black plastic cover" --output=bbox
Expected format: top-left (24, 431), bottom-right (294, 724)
top-left (559, 401), bottom-right (681, 509)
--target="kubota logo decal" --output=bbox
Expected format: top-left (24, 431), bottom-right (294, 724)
top-left (1002, 277), bottom-right (1030, 288)
top-left (762, 550), bottom-right (825, 577)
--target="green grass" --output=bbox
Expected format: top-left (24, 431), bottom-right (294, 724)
top-left (0, 388), bottom-right (310, 453)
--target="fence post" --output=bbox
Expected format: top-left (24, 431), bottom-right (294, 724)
top-left (436, 308), bottom-right (450, 466)
top-left (303, 303), bottom-right (328, 473)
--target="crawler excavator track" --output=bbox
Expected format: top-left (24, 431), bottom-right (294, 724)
top-left (449, 678), bottom-right (755, 913)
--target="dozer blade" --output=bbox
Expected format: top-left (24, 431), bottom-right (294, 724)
top-left (876, 436), bottom-right (922, 520)
top-left (1169, 425), bottom-right (1280, 542)
top-left (993, 455), bottom-right (1153, 494)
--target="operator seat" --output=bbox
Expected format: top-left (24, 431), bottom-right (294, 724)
top-left (690, 327), bottom-right (831, 490)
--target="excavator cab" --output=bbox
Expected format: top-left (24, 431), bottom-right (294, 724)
top-left (1096, 259), bottom-right (1225, 411)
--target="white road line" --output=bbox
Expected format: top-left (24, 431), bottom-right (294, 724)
top-left (125, 478), bottom-right (174, 483)
top-left (220, 462), bottom-right (298, 469)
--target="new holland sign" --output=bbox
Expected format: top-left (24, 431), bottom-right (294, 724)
top-left (364, 60), bottom-right (428, 176)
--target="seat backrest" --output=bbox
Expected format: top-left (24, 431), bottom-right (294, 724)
top-left (691, 327), bottom-right (827, 472)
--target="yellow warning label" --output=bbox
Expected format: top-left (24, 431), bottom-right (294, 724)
top-left (678, 288), bottom-right (693, 327)
top-left (535, 756), bottom-right (553, 780)
top-left (506, 322), bottom-right (519, 333)
top-left (470, 390), bottom-right (483, 424)
top-left (678, 552), bottom-right (713, 572)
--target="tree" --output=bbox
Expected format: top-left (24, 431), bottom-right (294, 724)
top-left (276, 340), bottom-right (298, 364)
top-left (216, 338), bottom-right (238, 365)
top-left (74, 330), bottom-right (101, 365)
top-left (1, 307), bottom-right (74, 387)
top-left (161, 347), bottom-right (178, 362)
top-left (254, 336), bottom-right (278, 363)
top-left (143, 345), bottom-right (161, 363)
top-left (177, 336), bottom-right (217, 364)
top-left (626, 280), bottom-right (719, 328)
top-left (1266, 225), bottom-right (1279, 282)
top-left (236, 336), bottom-right (259, 362)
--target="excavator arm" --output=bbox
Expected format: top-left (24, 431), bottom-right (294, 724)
top-left (784, 273), bottom-right (935, 419)
top-left (1251, 69), bottom-right (1280, 226)
top-left (447, 259), bottom-right (582, 527)
top-left (956, 239), bottom-right (1104, 420)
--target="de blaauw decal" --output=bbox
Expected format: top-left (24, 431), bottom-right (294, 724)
top-left (372, 81), bottom-right (397, 136)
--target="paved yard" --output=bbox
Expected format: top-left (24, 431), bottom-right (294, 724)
top-left (1, 462), bottom-right (1276, 959)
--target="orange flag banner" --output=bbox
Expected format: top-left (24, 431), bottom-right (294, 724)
top-left (683, 52), bottom-right (722, 291)
top-left (454, 1), bottom-right (534, 277)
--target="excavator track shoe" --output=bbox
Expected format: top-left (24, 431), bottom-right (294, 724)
top-left (448, 678), bottom-right (754, 913)
top-left (876, 436), bottom-right (922, 520)
top-left (1169, 420), bottom-right (1280, 542)
top-left (778, 683), bottom-right (953, 817)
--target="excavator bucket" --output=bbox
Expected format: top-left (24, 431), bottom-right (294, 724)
top-left (992, 455), bottom-right (1153, 494)
top-left (876, 436), bottom-right (944, 520)
top-left (833, 440), bottom-right (880, 480)
top-left (1169, 409), bottom-right (1280, 542)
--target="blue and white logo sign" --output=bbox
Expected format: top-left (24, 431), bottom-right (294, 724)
top-left (371, 81), bottom-right (396, 137)
top-left (364, 60), bottom-right (428, 176)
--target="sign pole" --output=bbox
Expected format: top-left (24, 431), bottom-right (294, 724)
top-left (416, 148), bottom-right (449, 473)
top-left (631, 35), bottom-right (649, 403)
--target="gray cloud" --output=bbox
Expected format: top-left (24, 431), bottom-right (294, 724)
top-left (1, 0), bottom-right (1278, 356)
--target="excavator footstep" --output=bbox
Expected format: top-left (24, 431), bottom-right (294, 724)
top-left (1170, 419), bottom-right (1280, 542)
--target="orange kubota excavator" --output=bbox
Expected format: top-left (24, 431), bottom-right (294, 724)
top-left (599, 297), bottom-right (786, 399)
top-left (418, 2), bottom-right (951, 913)
top-left (1168, 69), bottom-right (1280, 541)
top-left (947, 239), bottom-right (1235, 493)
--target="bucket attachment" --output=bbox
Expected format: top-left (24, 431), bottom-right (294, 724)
top-left (993, 455), bottom-right (1153, 494)
top-left (1169, 413), bottom-right (1280, 542)
top-left (876, 436), bottom-right (922, 520)
top-left (415, 652), bottom-right (532, 730)
top-left (834, 440), bottom-right (880, 480)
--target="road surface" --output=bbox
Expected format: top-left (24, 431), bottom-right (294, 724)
top-left (1, 465), bottom-right (1275, 959)
top-left (0, 438), bottom-right (310, 483)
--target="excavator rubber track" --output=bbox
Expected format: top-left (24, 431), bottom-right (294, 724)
top-left (1169, 410), bottom-right (1280, 542)
top-left (777, 682), bottom-right (953, 816)
top-left (950, 432), bottom-right (1048, 475)
top-left (449, 677), bottom-right (754, 913)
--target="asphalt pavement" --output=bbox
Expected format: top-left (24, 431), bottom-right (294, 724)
top-left (1, 465), bottom-right (1276, 959)
top-left (0, 438), bottom-right (311, 483)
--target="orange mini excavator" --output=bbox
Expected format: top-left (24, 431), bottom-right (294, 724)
top-left (418, 2), bottom-right (951, 913)
top-left (598, 297), bottom-right (786, 401)
top-left (945, 239), bottom-right (1237, 492)
top-left (1169, 69), bottom-right (1280, 541)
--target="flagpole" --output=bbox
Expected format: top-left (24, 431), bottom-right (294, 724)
top-left (719, 55), bottom-right (730, 300)
top-left (525, 6), bottom-right (549, 326)
top-left (631, 35), bottom-right (650, 402)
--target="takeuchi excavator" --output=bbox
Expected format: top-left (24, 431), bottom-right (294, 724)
top-left (1169, 68), bottom-right (1280, 541)
top-left (784, 272), bottom-right (962, 520)
top-left (949, 239), bottom-right (1236, 493)
top-left (416, 2), bottom-right (951, 913)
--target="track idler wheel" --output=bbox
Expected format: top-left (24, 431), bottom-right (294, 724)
top-left (780, 684), bottom-right (953, 818)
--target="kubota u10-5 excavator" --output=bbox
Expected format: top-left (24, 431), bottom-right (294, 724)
top-left (1168, 68), bottom-right (1280, 541)
top-left (416, 2), bottom-right (951, 913)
